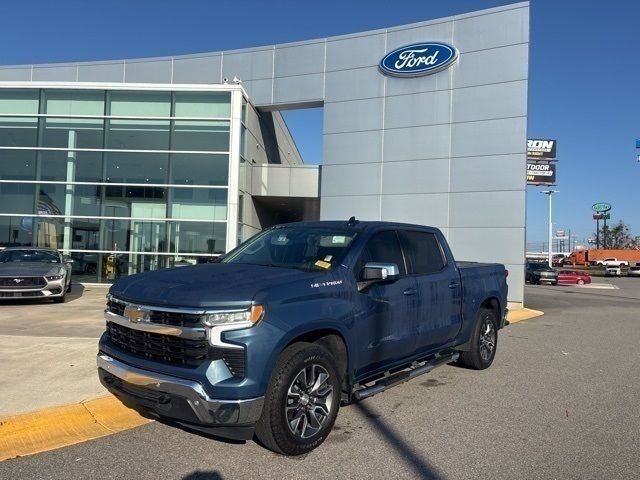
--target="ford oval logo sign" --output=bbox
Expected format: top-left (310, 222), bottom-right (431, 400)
top-left (379, 42), bottom-right (458, 77)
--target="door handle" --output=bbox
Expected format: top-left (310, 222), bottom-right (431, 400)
top-left (449, 282), bottom-right (460, 289)
top-left (403, 288), bottom-right (417, 296)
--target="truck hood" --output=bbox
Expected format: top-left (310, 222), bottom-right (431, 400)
top-left (0, 262), bottom-right (62, 277)
top-left (109, 263), bottom-right (317, 308)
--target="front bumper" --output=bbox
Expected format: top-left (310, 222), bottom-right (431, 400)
top-left (0, 278), bottom-right (66, 299)
top-left (97, 353), bottom-right (264, 439)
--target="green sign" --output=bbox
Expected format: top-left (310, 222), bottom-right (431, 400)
top-left (592, 202), bottom-right (611, 213)
top-left (602, 213), bottom-right (610, 220)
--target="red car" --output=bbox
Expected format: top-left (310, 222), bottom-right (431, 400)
top-left (557, 270), bottom-right (591, 285)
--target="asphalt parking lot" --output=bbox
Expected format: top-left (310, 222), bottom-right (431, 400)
top-left (1, 279), bottom-right (640, 479)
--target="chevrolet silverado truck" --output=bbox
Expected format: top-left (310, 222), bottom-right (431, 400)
top-left (98, 219), bottom-right (508, 455)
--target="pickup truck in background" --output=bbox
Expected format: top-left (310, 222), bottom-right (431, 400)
top-left (596, 258), bottom-right (629, 267)
top-left (97, 219), bottom-right (508, 455)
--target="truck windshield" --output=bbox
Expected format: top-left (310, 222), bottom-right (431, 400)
top-left (222, 227), bottom-right (358, 272)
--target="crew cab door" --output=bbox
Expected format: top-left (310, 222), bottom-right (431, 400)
top-left (353, 230), bottom-right (419, 378)
top-left (398, 230), bottom-right (462, 353)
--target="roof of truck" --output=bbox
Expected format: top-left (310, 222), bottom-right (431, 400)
top-left (278, 219), bottom-right (439, 232)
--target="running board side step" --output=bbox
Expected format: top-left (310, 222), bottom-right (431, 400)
top-left (352, 352), bottom-right (459, 401)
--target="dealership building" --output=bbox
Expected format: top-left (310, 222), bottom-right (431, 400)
top-left (0, 2), bottom-right (529, 305)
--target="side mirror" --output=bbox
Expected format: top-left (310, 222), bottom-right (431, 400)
top-left (63, 255), bottom-right (74, 264)
top-left (361, 262), bottom-right (400, 283)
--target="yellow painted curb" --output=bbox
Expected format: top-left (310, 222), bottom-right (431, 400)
top-left (507, 308), bottom-right (544, 324)
top-left (0, 396), bottom-right (151, 462)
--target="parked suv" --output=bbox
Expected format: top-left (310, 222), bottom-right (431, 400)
top-left (98, 220), bottom-right (508, 455)
top-left (525, 261), bottom-right (558, 285)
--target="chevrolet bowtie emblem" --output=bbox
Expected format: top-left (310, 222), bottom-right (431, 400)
top-left (123, 306), bottom-right (149, 323)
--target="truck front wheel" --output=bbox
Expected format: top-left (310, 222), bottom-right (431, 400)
top-left (255, 342), bottom-right (341, 455)
top-left (459, 308), bottom-right (498, 370)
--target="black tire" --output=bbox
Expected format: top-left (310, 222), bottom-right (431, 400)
top-left (255, 342), bottom-right (341, 456)
top-left (53, 294), bottom-right (66, 304)
top-left (66, 280), bottom-right (72, 293)
top-left (459, 308), bottom-right (498, 370)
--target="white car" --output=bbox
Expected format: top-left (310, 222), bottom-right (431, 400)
top-left (628, 266), bottom-right (640, 277)
top-left (604, 265), bottom-right (622, 277)
top-left (596, 258), bottom-right (629, 267)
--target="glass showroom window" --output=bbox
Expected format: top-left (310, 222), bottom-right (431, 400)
top-left (0, 87), bottom-right (234, 283)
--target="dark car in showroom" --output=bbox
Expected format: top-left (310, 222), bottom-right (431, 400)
top-left (525, 261), bottom-right (558, 285)
top-left (0, 248), bottom-right (74, 302)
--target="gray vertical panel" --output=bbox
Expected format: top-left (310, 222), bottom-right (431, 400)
top-left (451, 117), bottom-right (527, 158)
top-left (320, 195), bottom-right (381, 221)
top-left (222, 49), bottom-right (273, 81)
top-left (450, 154), bottom-right (526, 192)
top-left (384, 89), bottom-right (451, 129)
top-left (243, 79), bottom-right (273, 106)
top-left (381, 159), bottom-right (449, 194)
top-left (453, 6), bottom-right (529, 53)
top-left (78, 62), bottom-right (125, 82)
top-left (386, 20), bottom-right (453, 51)
top-left (383, 124), bottom-right (451, 161)
top-left (324, 67), bottom-right (384, 102)
top-left (503, 264), bottom-right (524, 303)
top-left (0, 68), bottom-right (32, 81)
top-left (449, 191), bottom-right (525, 228)
top-left (323, 98), bottom-right (383, 134)
top-left (125, 60), bottom-right (172, 83)
top-left (32, 65), bottom-right (77, 81)
top-left (447, 227), bottom-right (525, 265)
top-left (325, 33), bottom-right (385, 71)
top-left (172, 55), bottom-right (222, 84)
top-left (380, 193), bottom-right (449, 227)
top-left (452, 81), bottom-right (527, 123)
top-left (274, 42), bottom-right (325, 77)
top-left (321, 163), bottom-right (381, 196)
top-left (454, 43), bottom-right (528, 88)
top-left (385, 68), bottom-right (451, 97)
top-left (322, 130), bottom-right (383, 165)
top-left (272, 74), bottom-right (324, 105)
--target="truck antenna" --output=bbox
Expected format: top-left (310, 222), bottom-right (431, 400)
top-left (347, 216), bottom-right (359, 226)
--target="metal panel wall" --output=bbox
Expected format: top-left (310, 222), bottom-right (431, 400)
top-left (0, 2), bottom-right (529, 304)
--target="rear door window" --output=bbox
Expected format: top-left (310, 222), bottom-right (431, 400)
top-left (400, 231), bottom-right (446, 275)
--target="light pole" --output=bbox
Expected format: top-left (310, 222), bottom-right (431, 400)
top-left (541, 190), bottom-right (559, 267)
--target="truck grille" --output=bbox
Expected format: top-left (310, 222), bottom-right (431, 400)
top-left (106, 298), bottom-right (202, 327)
top-left (106, 322), bottom-right (209, 367)
top-left (0, 276), bottom-right (46, 289)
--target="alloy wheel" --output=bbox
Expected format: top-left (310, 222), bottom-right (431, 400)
top-left (479, 317), bottom-right (496, 362)
top-left (285, 364), bottom-right (335, 439)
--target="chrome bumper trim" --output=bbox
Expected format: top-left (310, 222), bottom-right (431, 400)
top-left (97, 353), bottom-right (263, 425)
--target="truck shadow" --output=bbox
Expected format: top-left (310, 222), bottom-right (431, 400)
top-left (182, 471), bottom-right (223, 480)
top-left (354, 401), bottom-right (444, 480)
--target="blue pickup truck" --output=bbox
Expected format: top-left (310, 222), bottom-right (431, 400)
top-left (98, 219), bottom-right (508, 455)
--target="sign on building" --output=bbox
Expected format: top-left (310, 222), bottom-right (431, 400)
top-left (527, 139), bottom-right (557, 159)
top-left (526, 161), bottom-right (556, 185)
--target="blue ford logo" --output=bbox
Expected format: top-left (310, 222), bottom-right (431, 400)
top-left (379, 42), bottom-right (458, 77)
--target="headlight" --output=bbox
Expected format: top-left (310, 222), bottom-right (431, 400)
top-left (46, 274), bottom-right (63, 281)
top-left (201, 305), bottom-right (264, 327)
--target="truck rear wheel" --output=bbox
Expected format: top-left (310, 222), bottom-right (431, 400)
top-left (459, 308), bottom-right (498, 370)
top-left (255, 342), bottom-right (341, 456)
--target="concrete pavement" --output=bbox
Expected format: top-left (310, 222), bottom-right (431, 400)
top-left (0, 286), bottom-right (108, 416)
top-left (2, 281), bottom-right (639, 479)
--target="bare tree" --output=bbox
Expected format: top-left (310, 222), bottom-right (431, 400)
top-left (597, 221), bottom-right (639, 249)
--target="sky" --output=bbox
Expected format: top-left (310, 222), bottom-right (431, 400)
top-left (1, 0), bottom-right (638, 247)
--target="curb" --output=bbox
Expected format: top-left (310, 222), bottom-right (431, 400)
top-left (507, 308), bottom-right (544, 324)
top-left (0, 396), bottom-right (151, 462)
